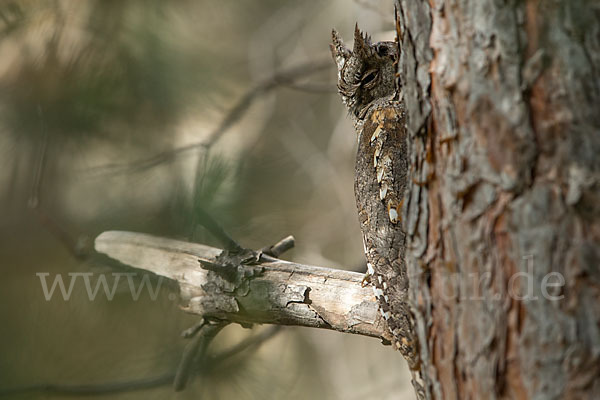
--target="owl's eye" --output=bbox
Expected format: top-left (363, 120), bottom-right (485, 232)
top-left (377, 45), bottom-right (388, 56)
top-left (361, 69), bottom-right (378, 88)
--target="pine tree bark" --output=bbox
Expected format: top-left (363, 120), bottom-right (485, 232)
top-left (396, 0), bottom-right (600, 398)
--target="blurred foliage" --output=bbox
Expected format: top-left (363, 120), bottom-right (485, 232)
top-left (1, 0), bottom-right (213, 143)
top-left (0, 0), bottom-right (410, 399)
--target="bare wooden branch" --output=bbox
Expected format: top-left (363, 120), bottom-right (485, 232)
top-left (94, 231), bottom-right (388, 341)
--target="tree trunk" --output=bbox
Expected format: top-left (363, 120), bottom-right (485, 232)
top-left (397, 0), bottom-right (600, 398)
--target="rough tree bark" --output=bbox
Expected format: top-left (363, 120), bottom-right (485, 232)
top-left (397, 0), bottom-right (600, 399)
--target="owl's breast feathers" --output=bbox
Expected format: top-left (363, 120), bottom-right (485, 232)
top-left (354, 102), bottom-right (419, 370)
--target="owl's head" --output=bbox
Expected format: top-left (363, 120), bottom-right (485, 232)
top-left (330, 25), bottom-right (399, 122)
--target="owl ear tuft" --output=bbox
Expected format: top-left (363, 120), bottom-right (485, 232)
top-left (331, 29), bottom-right (350, 61)
top-left (353, 24), bottom-right (372, 58)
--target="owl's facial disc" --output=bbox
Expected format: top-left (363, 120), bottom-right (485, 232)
top-left (330, 25), bottom-right (399, 121)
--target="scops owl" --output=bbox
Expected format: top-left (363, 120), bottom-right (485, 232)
top-left (330, 25), bottom-right (419, 370)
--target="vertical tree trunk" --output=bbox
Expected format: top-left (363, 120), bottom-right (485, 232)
top-left (396, 1), bottom-right (600, 398)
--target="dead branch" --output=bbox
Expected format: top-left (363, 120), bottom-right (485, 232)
top-left (94, 231), bottom-right (388, 341)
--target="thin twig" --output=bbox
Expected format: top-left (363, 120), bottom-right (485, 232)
top-left (181, 319), bottom-right (206, 338)
top-left (28, 105), bottom-right (48, 209)
top-left (204, 59), bottom-right (331, 149)
top-left (173, 322), bottom-right (226, 392)
top-left (85, 59), bottom-right (332, 177)
top-left (0, 374), bottom-right (174, 397)
top-left (27, 104), bottom-right (93, 260)
top-left (0, 326), bottom-right (281, 397)
top-left (31, 208), bottom-right (92, 260)
top-left (261, 235), bottom-right (295, 257)
top-left (280, 81), bottom-right (337, 93)
top-left (193, 205), bottom-right (243, 252)
top-left (209, 326), bottom-right (282, 368)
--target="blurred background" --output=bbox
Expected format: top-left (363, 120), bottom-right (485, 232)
top-left (0, 0), bottom-right (411, 398)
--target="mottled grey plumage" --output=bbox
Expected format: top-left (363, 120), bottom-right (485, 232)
top-left (330, 27), bottom-right (398, 127)
top-left (330, 25), bottom-right (419, 370)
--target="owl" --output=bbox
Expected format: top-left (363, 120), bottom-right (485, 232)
top-left (330, 26), bottom-right (419, 370)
